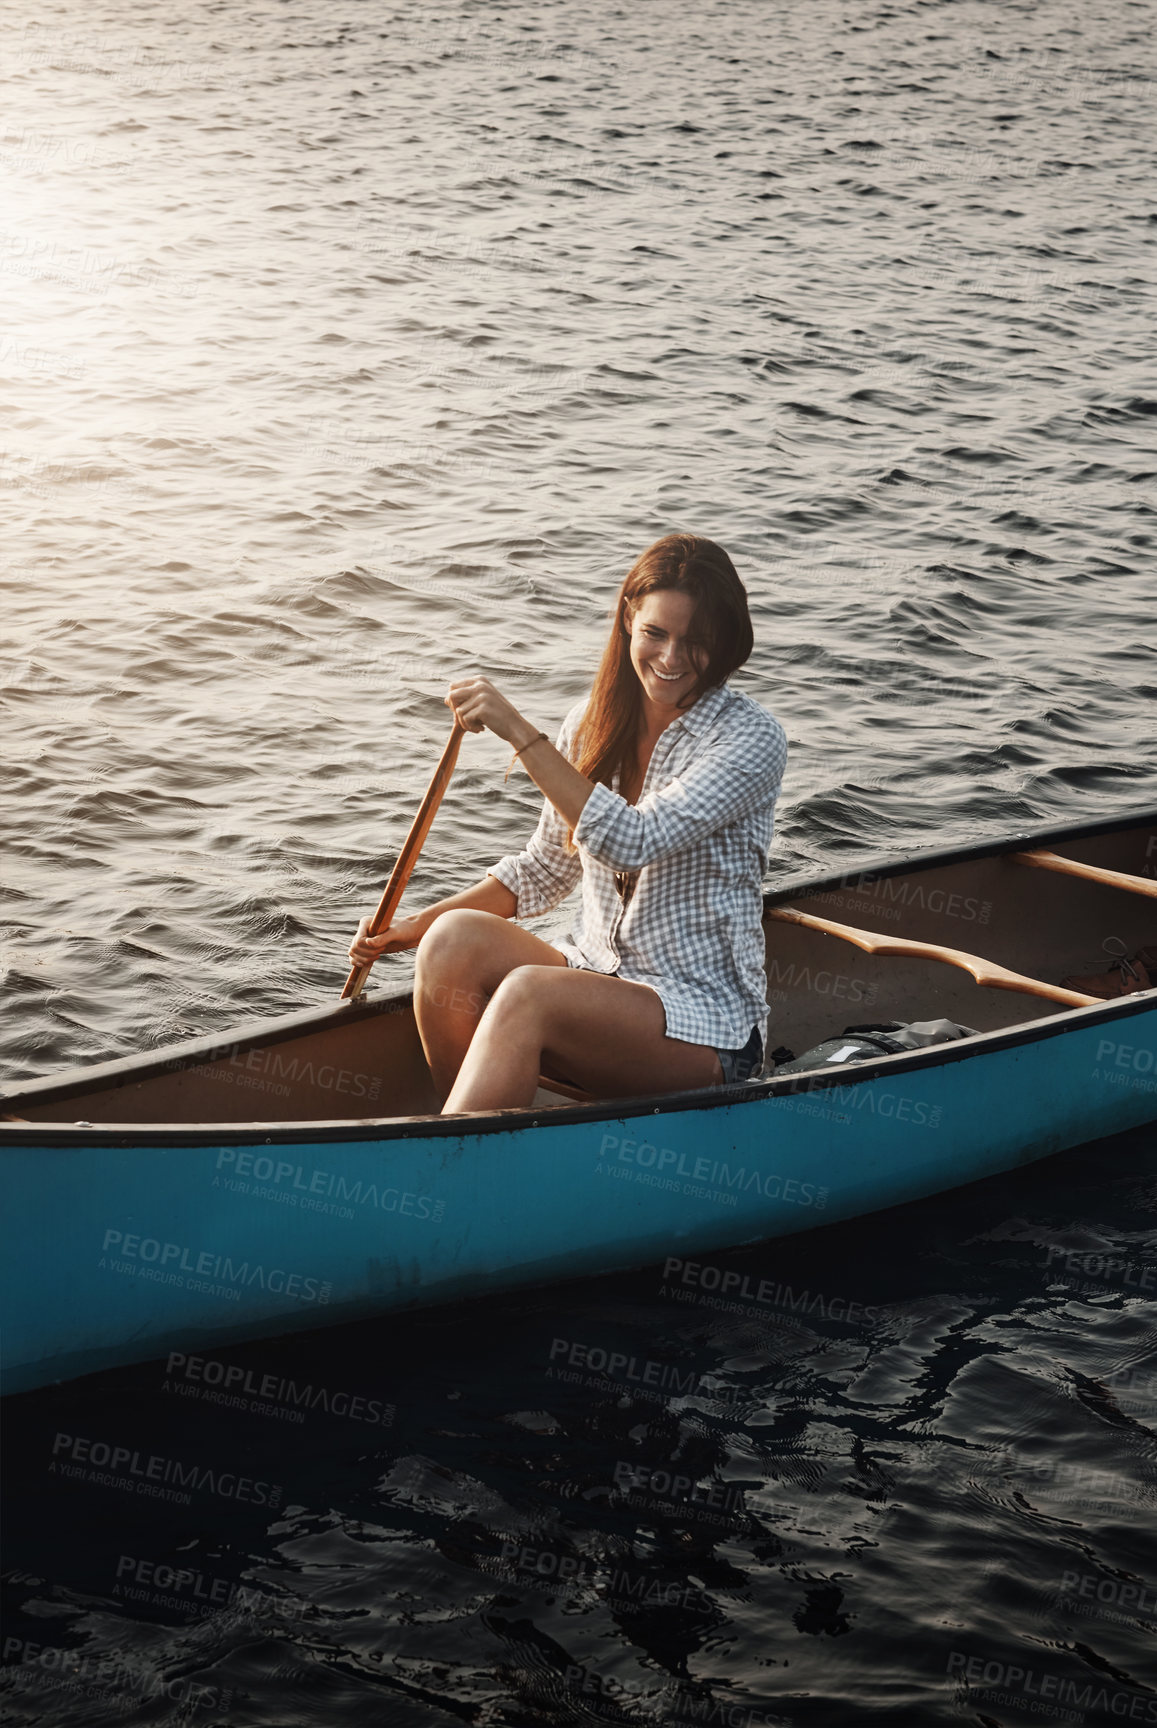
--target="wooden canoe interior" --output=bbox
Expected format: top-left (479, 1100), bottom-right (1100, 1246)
top-left (8, 817), bottom-right (1156, 1127)
top-left (765, 818), bottom-right (1156, 1049)
top-left (8, 1001), bottom-right (441, 1128)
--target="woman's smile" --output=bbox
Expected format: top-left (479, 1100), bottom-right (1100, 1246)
top-left (629, 590), bottom-right (707, 708)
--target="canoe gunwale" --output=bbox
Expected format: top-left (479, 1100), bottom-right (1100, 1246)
top-left (760, 801), bottom-right (1157, 905)
top-left (2, 987), bottom-right (1156, 1147)
top-left (3, 801), bottom-right (1155, 1146)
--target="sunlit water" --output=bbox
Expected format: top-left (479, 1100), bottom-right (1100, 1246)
top-left (2, 0), bottom-right (1155, 1721)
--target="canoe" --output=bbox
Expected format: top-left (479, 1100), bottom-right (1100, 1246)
top-left (3, 805), bottom-right (1156, 1396)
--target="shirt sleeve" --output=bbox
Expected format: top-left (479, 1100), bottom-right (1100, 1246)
top-left (488, 707), bottom-right (585, 918)
top-left (573, 711), bottom-right (787, 872)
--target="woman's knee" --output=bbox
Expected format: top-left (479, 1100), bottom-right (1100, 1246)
top-left (416, 908), bottom-right (500, 978)
top-left (487, 964), bottom-right (556, 1023)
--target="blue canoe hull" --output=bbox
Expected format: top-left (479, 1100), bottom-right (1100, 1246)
top-left (3, 1001), bottom-right (1156, 1394)
top-left (4, 805), bottom-right (1156, 1393)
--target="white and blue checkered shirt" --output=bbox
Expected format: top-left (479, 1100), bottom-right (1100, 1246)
top-left (489, 681), bottom-right (788, 1049)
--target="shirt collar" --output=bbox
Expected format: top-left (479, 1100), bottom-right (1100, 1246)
top-left (668, 680), bottom-right (733, 737)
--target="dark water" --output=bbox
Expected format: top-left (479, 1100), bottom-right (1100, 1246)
top-left (4, 1132), bottom-right (1156, 1725)
top-left (2, 0), bottom-right (1156, 1720)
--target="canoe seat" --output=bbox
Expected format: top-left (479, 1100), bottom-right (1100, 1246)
top-left (537, 1070), bottom-right (596, 1104)
top-left (534, 1067), bottom-right (766, 1105)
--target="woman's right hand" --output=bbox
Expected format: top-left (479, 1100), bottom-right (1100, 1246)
top-left (348, 912), bottom-right (424, 966)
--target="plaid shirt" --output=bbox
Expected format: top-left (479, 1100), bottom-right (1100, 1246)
top-left (489, 681), bottom-right (788, 1048)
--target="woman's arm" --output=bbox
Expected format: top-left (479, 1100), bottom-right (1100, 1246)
top-left (348, 873), bottom-right (515, 966)
top-left (573, 716), bottom-right (788, 871)
top-left (446, 676), bottom-right (787, 873)
top-left (447, 676), bottom-right (595, 831)
top-left (349, 673), bottom-right (589, 968)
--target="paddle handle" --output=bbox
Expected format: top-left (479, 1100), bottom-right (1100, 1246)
top-left (341, 719), bottom-right (466, 1000)
top-left (768, 905), bottom-right (1100, 1007)
top-left (1010, 849), bottom-right (1157, 901)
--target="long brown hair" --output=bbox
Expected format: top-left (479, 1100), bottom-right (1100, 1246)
top-left (573, 533), bottom-right (753, 793)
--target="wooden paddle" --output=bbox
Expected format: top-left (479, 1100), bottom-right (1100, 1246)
top-left (767, 905), bottom-right (1100, 1007)
top-left (1009, 848), bottom-right (1157, 901)
top-left (341, 718), bottom-right (466, 1001)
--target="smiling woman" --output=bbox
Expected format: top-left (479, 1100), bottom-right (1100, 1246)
top-left (347, 533), bottom-right (789, 1113)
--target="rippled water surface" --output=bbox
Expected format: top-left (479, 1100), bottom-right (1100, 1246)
top-left (2, 0), bottom-right (1155, 1721)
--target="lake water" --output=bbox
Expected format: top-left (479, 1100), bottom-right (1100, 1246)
top-left (2, 0), bottom-right (1155, 1721)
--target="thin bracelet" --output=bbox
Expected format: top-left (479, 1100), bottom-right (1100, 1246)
top-left (505, 731), bottom-right (549, 782)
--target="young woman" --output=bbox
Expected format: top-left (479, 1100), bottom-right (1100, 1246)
top-left (348, 533), bottom-right (788, 1114)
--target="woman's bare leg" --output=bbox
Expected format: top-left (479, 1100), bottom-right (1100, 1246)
top-left (442, 964), bottom-right (723, 1114)
top-left (414, 909), bottom-right (568, 1101)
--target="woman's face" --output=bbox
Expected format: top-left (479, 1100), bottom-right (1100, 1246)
top-left (627, 589), bottom-right (708, 710)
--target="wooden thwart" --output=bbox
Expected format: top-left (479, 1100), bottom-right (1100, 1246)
top-left (768, 906), bottom-right (1100, 1007)
top-left (537, 1073), bottom-right (594, 1104)
top-left (1009, 848), bottom-right (1157, 901)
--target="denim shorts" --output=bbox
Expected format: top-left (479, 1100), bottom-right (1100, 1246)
top-left (716, 1024), bottom-right (763, 1084)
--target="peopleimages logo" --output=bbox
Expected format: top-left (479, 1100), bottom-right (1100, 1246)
top-left (1056, 1569), bottom-right (1157, 1621)
top-left (1, 1638), bottom-right (226, 1712)
top-left (612, 1460), bottom-right (747, 1522)
top-left (214, 1149), bottom-right (445, 1222)
top-left (947, 1650), bottom-right (1157, 1720)
top-left (1043, 1243), bottom-right (1155, 1291)
top-left (99, 1229), bottom-right (330, 1304)
top-left (165, 1351), bottom-right (396, 1427)
top-left (597, 1134), bottom-right (830, 1207)
top-left (113, 1554), bottom-right (311, 1621)
top-left (662, 1256), bottom-right (882, 1326)
top-left (496, 1542), bottom-right (710, 1613)
top-left (825, 872), bottom-right (992, 924)
top-left (1092, 1038), bottom-right (1157, 1095)
top-left (49, 1432), bottom-right (282, 1508)
top-left (1006, 1456), bottom-right (1142, 1511)
top-left (559, 1664), bottom-right (779, 1728)
top-left (546, 1336), bottom-right (743, 1402)
top-left (193, 1040), bottom-right (382, 1101)
top-left (765, 956), bottom-right (878, 1004)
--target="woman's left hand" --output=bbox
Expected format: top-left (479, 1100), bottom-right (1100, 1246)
top-left (447, 676), bottom-right (531, 746)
